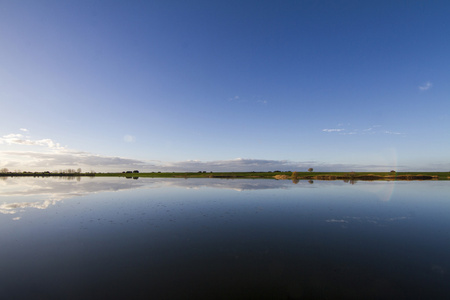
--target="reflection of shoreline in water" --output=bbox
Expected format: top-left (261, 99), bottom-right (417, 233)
top-left (1, 177), bottom-right (423, 217)
top-left (159, 178), bottom-right (313, 191)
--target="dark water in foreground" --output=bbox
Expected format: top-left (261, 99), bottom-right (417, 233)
top-left (1, 177), bottom-right (449, 299)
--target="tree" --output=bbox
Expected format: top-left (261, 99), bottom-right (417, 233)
top-left (308, 168), bottom-right (314, 172)
top-left (0, 168), bottom-right (9, 173)
top-left (77, 168), bottom-right (82, 173)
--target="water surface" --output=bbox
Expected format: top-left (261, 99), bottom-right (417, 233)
top-left (1, 177), bottom-right (449, 299)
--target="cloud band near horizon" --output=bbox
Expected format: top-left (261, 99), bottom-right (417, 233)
top-left (0, 130), bottom-right (440, 172)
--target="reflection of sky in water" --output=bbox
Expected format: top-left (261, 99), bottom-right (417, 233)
top-left (0, 177), bottom-right (317, 217)
top-left (0, 177), bottom-right (398, 217)
top-left (0, 177), bottom-right (446, 219)
top-left (1, 178), bottom-right (450, 299)
top-left (0, 177), bottom-right (149, 216)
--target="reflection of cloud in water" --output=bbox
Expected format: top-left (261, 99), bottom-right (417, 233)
top-left (0, 199), bottom-right (58, 214)
top-left (326, 216), bottom-right (409, 226)
top-left (326, 219), bottom-right (348, 223)
top-left (0, 177), bottom-right (148, 198)
top-left (2, 177), bottom-right (391, 217)
top-left (0, 177), bottom-right (317, 216)
top-left (158, 178), bottom-right (306, 191)
top-left (0, 177), bottom-right (149, 215)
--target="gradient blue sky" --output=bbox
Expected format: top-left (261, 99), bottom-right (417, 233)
top-left (1, 0), bottom-right (449, 172)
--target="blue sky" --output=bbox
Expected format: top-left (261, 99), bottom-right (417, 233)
top-left (1, 0), bottom-right (449, 172)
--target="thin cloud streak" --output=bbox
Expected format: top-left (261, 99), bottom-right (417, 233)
top-left (384, 131), bottom-right (403, 135)
top-left (419, 81), bottom-right (432, 91)
top-left (323, 129), bottom-right (344, 132)
top-left (322, 125), bottom-right (403, 136)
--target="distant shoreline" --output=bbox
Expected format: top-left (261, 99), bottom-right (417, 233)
top-left (1, 171), bottom-right (449, 181)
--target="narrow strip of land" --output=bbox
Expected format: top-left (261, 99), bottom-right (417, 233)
top-left (1, 171), bottom-right (449, 180)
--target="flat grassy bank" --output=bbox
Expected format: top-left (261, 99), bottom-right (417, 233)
top-left (2, 171), bottom-right (449, 180)
top-left (103, 171), bottom-right (450, 180)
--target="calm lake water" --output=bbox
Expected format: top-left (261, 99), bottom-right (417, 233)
top-left (1, 177), bottom-right (449, 299)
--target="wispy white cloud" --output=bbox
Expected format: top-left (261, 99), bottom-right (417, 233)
top-left (419, 81), bottom-right (432, 91)
top-left (0, 133), bottom-right (64, 149)
top-left (323, 125), bottom-right (403, 136)
top-left (322, 128), bottom-right (344, 132)
top-left (363, 125), bottom-right (379, 132)
top-left (123, 135), bottom-right (136, 143)
top-left (19, 128), bottom-right (28, 132)
top-left (228, 95), bottom-right (240, 101)
top-left (384, 131), bottom-right (403, 135)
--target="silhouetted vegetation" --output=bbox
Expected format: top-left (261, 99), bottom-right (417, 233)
top-left (0, 169), bottom-right (96, 177)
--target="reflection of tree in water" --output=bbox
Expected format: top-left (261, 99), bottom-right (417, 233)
top-left (56, 176), bottom-right (82, 181)
top-left (343, 179), bottom-right (358, 185)
top-left (0, 177), bottom-right (7, 181)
